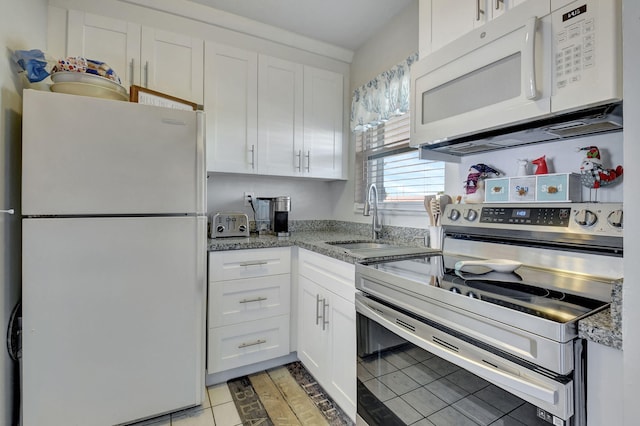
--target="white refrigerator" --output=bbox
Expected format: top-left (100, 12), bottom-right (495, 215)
top-left (21, 89), bottom-right (207, 426)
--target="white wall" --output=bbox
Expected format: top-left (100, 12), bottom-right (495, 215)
top-left (207, 174), bottom-right (336, 220)
top-left (331, 0), bottom-right (421, 227)
top-left (622, 1), bottom-right (639, 424)
top-left (0, 2), bottom-right (48, 425)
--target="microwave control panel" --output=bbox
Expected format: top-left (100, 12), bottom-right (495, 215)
top-left (554, 3), bottom-right (596, 90)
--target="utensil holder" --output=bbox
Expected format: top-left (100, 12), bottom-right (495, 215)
top-left (429, 226), bottom-right (444, 250)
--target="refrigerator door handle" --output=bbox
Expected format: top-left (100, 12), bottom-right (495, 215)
top-left (196, 112), bottom-right (207, 214)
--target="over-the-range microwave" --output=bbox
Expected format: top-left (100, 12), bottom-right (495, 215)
top-left (410, 0), bottom-right (622, 162)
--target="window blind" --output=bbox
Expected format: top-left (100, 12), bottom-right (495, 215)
top-left (355, 114), bottom-right (445, 205)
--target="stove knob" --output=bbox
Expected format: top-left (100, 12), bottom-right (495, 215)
top-left (450, 287), bottom-right (461, 294)
top-left (449, 208), bottom-right (461, 221)
top-left (575, 209), bottom-right (597, 227)
top-left (607, 210), bottom-right (623, 228)
top-left (238, 224), bottom-right (247, 232)
top-left (216, 225), bottom-right (225, 233)
top-left (466, 291), bottom-right (479, 299)
top-left (464, 209), bottom-right (478, 222)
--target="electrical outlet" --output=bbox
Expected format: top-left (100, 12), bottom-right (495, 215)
top-left (244, 192), bottom-right (254, 206)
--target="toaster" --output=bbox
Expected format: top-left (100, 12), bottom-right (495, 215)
top-left (210, 212), bottom-right (250, 238)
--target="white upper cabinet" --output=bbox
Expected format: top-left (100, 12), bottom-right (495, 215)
top-left (67, 11), bottom-right (204, 104)
top-left (303, 66), bottom-right (344, 179)
top-left (420, 0), bottom-right (529, 56)
top-left (67, 10), bottom-right (141, 88)
top-left (204, 42), bottom-right (344, 179)
top-left (204, 42), bottom-right (258, 174)
top-left (140, 28), bottom-right (204, 104)
top-left (257, 55), bottom-right (304, 176)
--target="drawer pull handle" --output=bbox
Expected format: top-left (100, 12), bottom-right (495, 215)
top-left (239, 297), bottom-right (267, 304)
top-left (322, 299), bottom-right (329, 331)
top-left (239, 261), bottom-right (268, 267)
top-left (238, 339), bottom-right (266, 349)
top-left (316, 294), bottom-right (323, 325)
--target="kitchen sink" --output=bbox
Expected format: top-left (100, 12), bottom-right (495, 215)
top-left (326, 240), bottom-right (436, 259)
top-left (327, 241), bottom-right (395, 250)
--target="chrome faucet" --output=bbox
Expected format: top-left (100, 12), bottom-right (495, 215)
top-left (363, 183), bottom-right (382, 240)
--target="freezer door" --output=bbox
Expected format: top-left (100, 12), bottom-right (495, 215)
top-left (22, 216), bottom-right (206, 426)
top-left (22, 90), bottom-right (205, 215)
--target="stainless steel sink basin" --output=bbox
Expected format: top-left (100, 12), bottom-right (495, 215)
top-left (326, 240), bottom-right (437, 259)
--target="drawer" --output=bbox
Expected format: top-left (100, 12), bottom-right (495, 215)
top-left (207, 314), bottom-right (290, 374)
top-left (209, 274), bottom-right (291, 327)
top-left (209, 247), bottom-right (291, 282)
top-left (298, 248), bottom-right (355, 302)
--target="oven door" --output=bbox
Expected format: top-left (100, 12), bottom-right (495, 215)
top-left (355, 293), bottom-right (582, 426)
top-left (410, 1), bottom-right (551, 153)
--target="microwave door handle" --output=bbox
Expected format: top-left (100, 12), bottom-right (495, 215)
top-left (524, 16), bottom-right (539, 100)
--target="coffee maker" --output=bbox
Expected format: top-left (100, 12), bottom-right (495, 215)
top-left (255, 196), bottom-right (291, 236)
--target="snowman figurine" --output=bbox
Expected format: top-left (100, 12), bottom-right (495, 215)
top-left (463, 164), bottom-right (501, 203)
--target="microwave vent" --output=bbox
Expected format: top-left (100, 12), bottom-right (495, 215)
top-left (418, 102), bottom-right (622, 162)
top-left (545, 120), bottom-right (622, 137)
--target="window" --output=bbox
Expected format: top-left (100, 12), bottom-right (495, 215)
top-left (355, 114), bottom-right (445, 209)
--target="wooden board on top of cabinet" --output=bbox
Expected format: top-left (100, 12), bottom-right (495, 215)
top-left (66, 10), bottom-right (203, 104)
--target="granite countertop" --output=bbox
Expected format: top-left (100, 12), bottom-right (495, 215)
top-left (208, 230), bottom-right (438, 264)
top-left (578, 281), bottom-right (623, 350)
top-left (208, 220), bottom-right (623, 350)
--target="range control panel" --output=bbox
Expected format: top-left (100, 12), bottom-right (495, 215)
top-left (442, 202), bottom-right (623, 237)
top-left (480, 206), bottom-right (572, 227)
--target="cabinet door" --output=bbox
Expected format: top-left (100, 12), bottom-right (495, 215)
top-left (303, 66), bottom-right (344, 179)
top-left (430, 0), bottom-right (489, 52)
top-left (257, 55), bottom-right (303, 176)
top-left (297, 276), bottom-right (328, 380)
top-left (67, 10), bottom-right (141, 87)
top-left (141, 28), bottom-right (204, 105)
top-left (204, 42), bottom-right (258, 173)
top-left (327, 292), bottom-right (356, 420)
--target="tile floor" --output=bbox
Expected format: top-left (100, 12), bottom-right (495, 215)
top-left (130, 383), bottom-right (242, 426)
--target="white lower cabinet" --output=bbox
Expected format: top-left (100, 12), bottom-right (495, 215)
top-left (208, 315), bottom-right (290, 373)
top-left (297, 248), bottom-right (356, 420)
top-left (207, 247), bottom-right (291, 374)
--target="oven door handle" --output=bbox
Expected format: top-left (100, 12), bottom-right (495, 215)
top-left (356, 297), bottom-right (561, 406)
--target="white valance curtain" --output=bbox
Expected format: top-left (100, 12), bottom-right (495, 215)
top-left (350, 53), bottom-right (419, 133)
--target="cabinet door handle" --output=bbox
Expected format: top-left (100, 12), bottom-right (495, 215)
top-left (1, 209), bottom-right (15, 215)
top-left (305, 150), bottom-right (311, 172)
top-left (322, 299), bottom-right (329, 331)
top-left (238, 339), bottom-right (266, 348)
top-left (296, 150), bottom-right (302, 171)
top-left (495, 0), bottom-right (503, 10)
top-left (239, 260), bottom-right (267, 267)
top-left (239, 297), bottom-right (267, 304)
top-left (129, 59), bottom-right (135, 86)
top-left (476, 0), bottom-right (485, 21)
top-left (250, 144), bottom-right (256, 170)
top-left (316, 294), bottom-right (323, 325)
top-left (144, 61), bottom-right (149, 87)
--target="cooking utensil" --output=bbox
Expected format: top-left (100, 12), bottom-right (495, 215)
top-left (455, 259), bottom-right (523, 273)
top-left (430, 197), bottom-right (441, 226)
top-left (424, 195), bottom-right (435, 225)
top-left (439, 194), bottom-right (452, 217)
